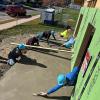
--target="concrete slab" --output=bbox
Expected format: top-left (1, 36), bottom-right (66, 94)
top-left (0, 47), bottom-right (72, 100)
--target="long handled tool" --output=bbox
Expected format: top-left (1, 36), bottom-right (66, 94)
top-left (11, 42), bottom-right (73, 53)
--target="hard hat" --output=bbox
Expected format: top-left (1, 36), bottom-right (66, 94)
top-left (18, 43), bottom-right (25, 50)
top-left (57, 74), bottom-right (66, 86)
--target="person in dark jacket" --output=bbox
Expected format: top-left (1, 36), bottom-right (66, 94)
top-left (7, 43), bottom-right (27, 66)
top-left (33, 66), bottom-right (80, 96)
top-left (36, 30), bottom-right (56, 44)
top-left (26, 36), bottom-right (39, 46)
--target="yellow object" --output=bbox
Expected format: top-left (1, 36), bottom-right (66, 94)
top-left (60, 30), bottom-right (69, 38)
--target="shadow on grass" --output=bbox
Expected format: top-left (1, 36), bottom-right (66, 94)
top-left (18, 55), bottom-right (47, 68)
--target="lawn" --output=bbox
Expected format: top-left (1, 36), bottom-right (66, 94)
top-left (0, 18), bottom-right (65, 40)
top-left (0, 7), bottom-right (79, 40)
top-left (0, 19), bottom-right (16, 25)
top-left (31, 11), bottom-right (40, 16)
top-left (55, 8), bottom-right (80, 28)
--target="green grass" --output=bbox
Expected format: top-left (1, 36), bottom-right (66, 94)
top-left (31, 11), bottom-right (40, 16)
top-left (0, 19), bottom-right (16, 25)
top-left (0, 7), bottom-right (79, 40)
top-left (63, 8), bottom-right (79, 20)
top-left (55, 8), bottom-right (80, 28)
top-left (0, 18), bottom-right (65, 40)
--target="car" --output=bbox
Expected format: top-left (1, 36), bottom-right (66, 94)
top-left (6, 5), bottom-right (26, 17)
top-left (0, 4), bottom-right (6, 11)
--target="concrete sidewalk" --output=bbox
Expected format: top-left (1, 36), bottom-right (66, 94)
top-left (0, 47), bottom-right (72, 100)
top-left (0, 15), bottom-right (40, 31)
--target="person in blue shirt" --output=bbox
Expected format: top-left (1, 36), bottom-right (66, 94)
top-left (62, 36), bottom-right (75, 48)
top-left (33, 66), bottom-right (80, 96)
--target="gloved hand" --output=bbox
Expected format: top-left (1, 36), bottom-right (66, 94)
top-left (39, 92), bottom-right (47, 96)
top-left (16, 57), bottom-right (21, 61)
top-left (33, 92), bottom-right (47, 96)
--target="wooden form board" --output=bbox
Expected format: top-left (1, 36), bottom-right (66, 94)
top-left (11, 43), bottom-right (73, 53)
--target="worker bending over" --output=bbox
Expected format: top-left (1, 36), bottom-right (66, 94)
top-left (33, 66), bottom-right (80, 96)
top-left (36, 30), bottom-right (56, 44)
top-left (26, 36), bottom-right (39, 46)
top-left (7, 44), bottom-right (27, 66)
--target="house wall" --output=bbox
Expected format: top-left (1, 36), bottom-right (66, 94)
top-left (95, 0), bottom-right (100, 8)
top-left (84, 0), bottom-right (100, 8)
top-left (71, 7), bottom-right (100, 100)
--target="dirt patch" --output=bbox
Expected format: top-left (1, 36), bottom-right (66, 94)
top-left (0, 34), bottom-right (56, 77)
top-left (0, 34), bottom-right (32, 77)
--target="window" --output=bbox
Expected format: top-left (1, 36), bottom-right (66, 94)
top-left (74, 23), bottom-right (95, 68)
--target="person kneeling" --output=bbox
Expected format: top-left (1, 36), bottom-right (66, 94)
top-left (26, 36), bottom-right (39, 46)
top-left (7, 43), bottom-right (27, 66)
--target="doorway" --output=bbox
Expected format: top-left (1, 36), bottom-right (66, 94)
top-left (74, 23), bottom-right (95, 67)
top-left (74, 14), bottom-right (83, 37)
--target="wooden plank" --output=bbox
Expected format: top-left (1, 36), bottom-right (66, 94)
top-left (57, 39), bottom-right (68, 42)
top-left (11, 43), bottom-right (73, 53)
